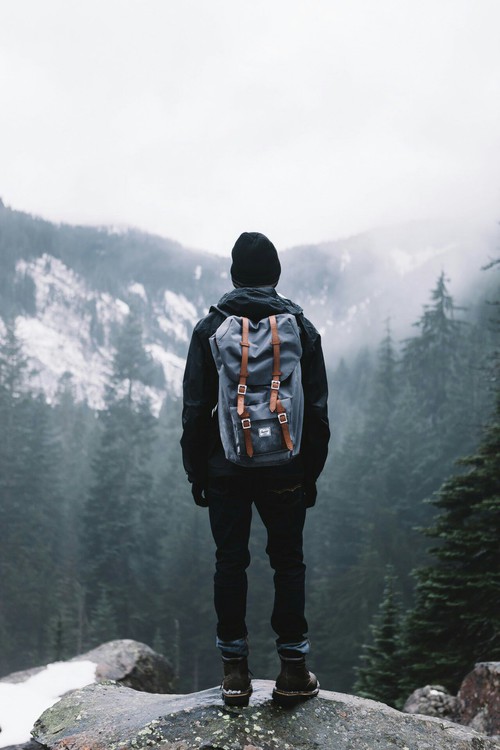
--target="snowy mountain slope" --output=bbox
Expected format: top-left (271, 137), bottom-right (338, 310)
top-left (13, 254), bottom-right (192, 414)
top-left (0, 203), bottom-right (497, 411)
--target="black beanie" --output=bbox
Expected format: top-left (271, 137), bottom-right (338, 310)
top-left (230, 232), bottom-right (281, 287)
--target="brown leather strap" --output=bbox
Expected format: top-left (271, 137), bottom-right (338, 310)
top-left (237, 317), bottom-right (250, 417)
top-left (240, 409), bottom-right (254, 458)
top-left (269, 315), bottom-right (281, 413)
top-left (276, 399), bottom-right (294, 451)
top-left (238, 318), bottom-right (254, 457)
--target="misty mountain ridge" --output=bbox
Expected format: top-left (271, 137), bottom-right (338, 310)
top-left (0, 202), bottom-right (496, 413)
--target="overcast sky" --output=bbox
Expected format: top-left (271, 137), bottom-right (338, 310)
top-left (1, 1), bottom-right (499, 254)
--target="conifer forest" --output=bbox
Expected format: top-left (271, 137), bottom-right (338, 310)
top-left (0, 220), bottom-right (499, 708)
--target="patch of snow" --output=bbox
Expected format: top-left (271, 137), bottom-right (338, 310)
top-left (96, 293), bottom-right (128, 335)
top-left (157, 291), bottom-right (198, 343)
top-left (115, 299), bottom-right (130, 316)
top-left (128, 282), bottom-right (147, 302)
top-left (16, 255), bottom-right (90, 313)
top-left (157, 315), bottom-right (188, 342)
top-left (147, 344), bottom-right (185, 399)
top-left (15, 315), bottom-right (113, 408)
top-left (0, 660), bottom-right (96, 748)
top-left (164, 291), bottom-right (197, 323)
top-left (194, 265), bottom-right (202, 280)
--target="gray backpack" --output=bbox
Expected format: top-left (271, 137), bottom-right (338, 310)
top-left (209, 313), bottom-right (303, 466)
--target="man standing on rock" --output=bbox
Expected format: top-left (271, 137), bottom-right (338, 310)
top-left (181, 232), bottom-right (330, 706)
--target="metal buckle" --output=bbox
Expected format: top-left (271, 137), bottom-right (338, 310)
top-left (271, 380), bottom-right (280, 390)
top-left (278, 412), bottom-right (288, 424)
top-left (237, 384), bottom-right (247, 395)
top-left (241, 418), bottom-right (251, 430)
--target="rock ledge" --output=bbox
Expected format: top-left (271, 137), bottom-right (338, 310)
top-left (33, 679), bottom-right (500, 750)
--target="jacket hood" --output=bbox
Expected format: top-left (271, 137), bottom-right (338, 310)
top-left (214, 287), bottom-right (303, 321)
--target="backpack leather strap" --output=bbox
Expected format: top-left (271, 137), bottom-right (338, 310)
top-left (238, 317), bottom-right (254, 457)
top-left (240, 408), bottom-right (254, 458)
top-left (237, 317), bottom-right (250, 417)
top-left (269, 315), bottom-right (282, 413)
top-left (276, 398), bottom-right (294, 451)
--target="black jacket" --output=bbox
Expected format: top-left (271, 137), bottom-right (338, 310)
top-left (181, 287), bottom-right (330, 486)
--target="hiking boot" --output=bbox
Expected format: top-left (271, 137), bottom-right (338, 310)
top-left (272, 655), bottom-right (319, 706)
top-left (221, 656), bottom-right (252, 707)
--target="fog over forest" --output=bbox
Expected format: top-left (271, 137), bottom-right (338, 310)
top-left (0, 203), bottom-right (499, 712)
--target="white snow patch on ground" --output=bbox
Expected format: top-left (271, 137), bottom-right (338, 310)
top-left (15, 315), bottom-right (113, 408)
top-left (157, 315), bottom-right (188, 342)
top-left (159, 291), bottom-right (198, 342)
top-left (0, 660), bottom-right (96, 748)
top-left (194, 265), bottom-right (202, 280)
top-left (17, 255), bottom-right (88, 313)
top-left (128, 282), bottom-right (147, 301)
top-left (164, 290), bottom-right (197, 323)
top-left (147, 344), bottom-right (185, 398)
top-left (116, 298), bottom-right (130, 316)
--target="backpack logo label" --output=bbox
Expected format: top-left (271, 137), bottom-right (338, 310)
top-left (258, 426), bottom-right (272, 438)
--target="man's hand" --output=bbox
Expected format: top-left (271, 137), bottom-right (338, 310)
top-left (192, 482), bottom-right (209, 507)
top-left (304, 480), bottom-right (317, 508)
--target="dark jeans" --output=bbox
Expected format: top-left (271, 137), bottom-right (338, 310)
top-left (206, 476), bottom-right (308, 652)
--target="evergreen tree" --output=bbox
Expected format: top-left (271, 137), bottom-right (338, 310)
top-left (0, 323), bottom-right (62, 670)
top-left (110, 308), bottom-right (155, 402)
top-left (87, 587), bottom-right (119, 647)
top-left (354, 567), bottom-right (403, 707)
top-left (82, 312), bottom-right (157, 644)
top-left (402, 271), bottom-right (463, 423)
top-left (398, 385), bottom-right (500, 696)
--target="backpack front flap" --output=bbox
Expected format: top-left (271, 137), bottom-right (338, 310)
top-left (209, 313), bottom-right (304, 466)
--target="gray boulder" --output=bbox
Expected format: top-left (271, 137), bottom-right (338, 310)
top-left (403, 684), bottom-right (460, 721)
top-left (458, 662), bottom-right (500, 736)
top-left (0, 639), bottom-right (174, 694)
top-left (402, 662), bottom-right (500, 738)
top-left (72, 639), bottom-right (175, 693)
top-left (33, 679), bottom-right (500, 750)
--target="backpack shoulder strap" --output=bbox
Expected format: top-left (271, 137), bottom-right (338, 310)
top-left (269, 315), bottom-right (281, 412)
top-left (269, 315), bottom-right (294, 452)
top-left (237, 317), bottom-right (254, 458)
top-left (237, 317), bottom-right (250, 417)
